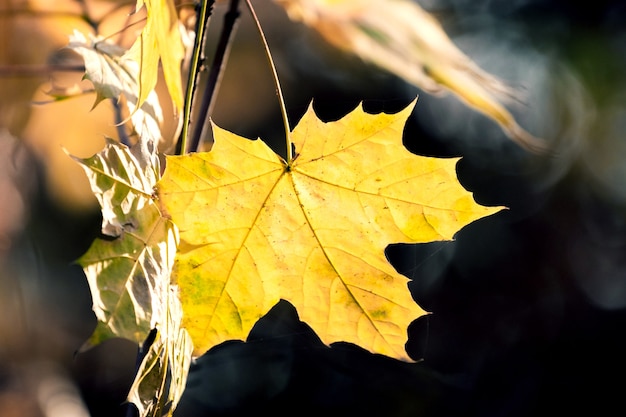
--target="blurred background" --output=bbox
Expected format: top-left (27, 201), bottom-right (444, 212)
top-left (1, 0), bottom-right (626, 416)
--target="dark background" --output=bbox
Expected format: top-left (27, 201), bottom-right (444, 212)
top-left (3, 0), bottom-right (626, 416)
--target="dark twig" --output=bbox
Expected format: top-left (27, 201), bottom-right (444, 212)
top-left (0, 64), bottom-right (85, 76)
top-left (187, 0), bottom-right (241, 153)
top-left (176, 0), bottom-right (216, 155)
top-left (112, 99), bottom-right (132, 146)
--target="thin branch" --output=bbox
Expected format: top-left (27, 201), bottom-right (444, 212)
top-left (188, 0), bottom-right (241, 154)
top-left (244, 0), bottom-right (292, 163)
top-left (177, 0), bottom-right (216, 155)
top-left (0, 64), bottom-right (85, 77)
top-left (0, 9), bottom-right (82, 19)
top-left (112, 99), bottom-right (132, 146)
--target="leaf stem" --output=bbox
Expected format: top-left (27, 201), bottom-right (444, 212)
top-left (112, 99), bottom-right (131, 146)
top-left (244, 0), bottom-right (292, 164)
top-left (188, 0), bottom-right (241, 153)
top-left (177, 0), bottom-right (215, 155)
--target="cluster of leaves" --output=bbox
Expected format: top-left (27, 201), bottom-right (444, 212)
top-left (64, 0), bottom-right (536, 416)
top-left (68, 1), bottom-right (192, 414)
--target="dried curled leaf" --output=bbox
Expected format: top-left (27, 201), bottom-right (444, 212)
top-left (69, 137), bottom-right (157, 237)
top-left (157, 101), bottom-right (503, 361)
top-left (73, 139), bottom-right (177, 347)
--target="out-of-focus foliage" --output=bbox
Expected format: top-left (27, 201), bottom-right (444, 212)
top-left (68, 31), bottom-right (164, 148)
top-left (0, 0), bottom-right (114, 209)
top-left (125, 0), bottom-right (186, 112)
top-left (0, 0), bottom-right (183, 211)
top-left (273, 0), bottom-right (548, 153)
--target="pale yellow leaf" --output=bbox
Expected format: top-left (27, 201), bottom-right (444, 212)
top-left (126, 0), bottom-right (185, 112)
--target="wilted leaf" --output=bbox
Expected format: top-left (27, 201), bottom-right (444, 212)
top-left (128, 287), bottom-right (193, 417)
top-left (158, 101), bottom-right (502, 361)
top-left (125, 0), bottom-right (185, 112)
top-left (73, 139), bottom-right (178, 348)
top-left (68, 30), bottom-right (164, 149)
top-left (273, 0), bottom-right (547, 153)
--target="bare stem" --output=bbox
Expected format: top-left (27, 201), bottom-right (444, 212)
top-left (244, 0), bottom-right (292, 164)
top-left (188, 0), bottom-right (241, 153)
top-left (112, 99), bottom-right (131, 146)
top-left (177, 0), bottom-right (216, 155)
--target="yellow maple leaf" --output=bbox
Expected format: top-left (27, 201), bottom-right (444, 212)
top-left (157, 101), bottom-right (502, 361)
top-left (273, 0), bottom-right (547, 153)
top-left (125, 0), bottom-right (185, 112)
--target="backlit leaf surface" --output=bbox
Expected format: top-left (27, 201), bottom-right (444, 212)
top-left (125, 0), bottom-right (185, 111)
top-left (74, 139), bottom-right (176, 347)
top-left (158, 102), bottom-right (502, 361)
top-left (128, 288), bottom-right (193, 417)
top-left (74, 139), bottom-right (192, 417)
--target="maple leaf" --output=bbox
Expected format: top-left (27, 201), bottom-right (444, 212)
top-left (157, 101), bottom-right (502, 361)
top-left (125, 0), bottom-right (185, 112)
top-left (73, 138), bottom-right (176, 346)
top-left (73, 139), bottom-right (192, 417)
top-left (273, 0), bottom-right (547, 153)
top-left (68, 30), bottom-right (164, 148)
